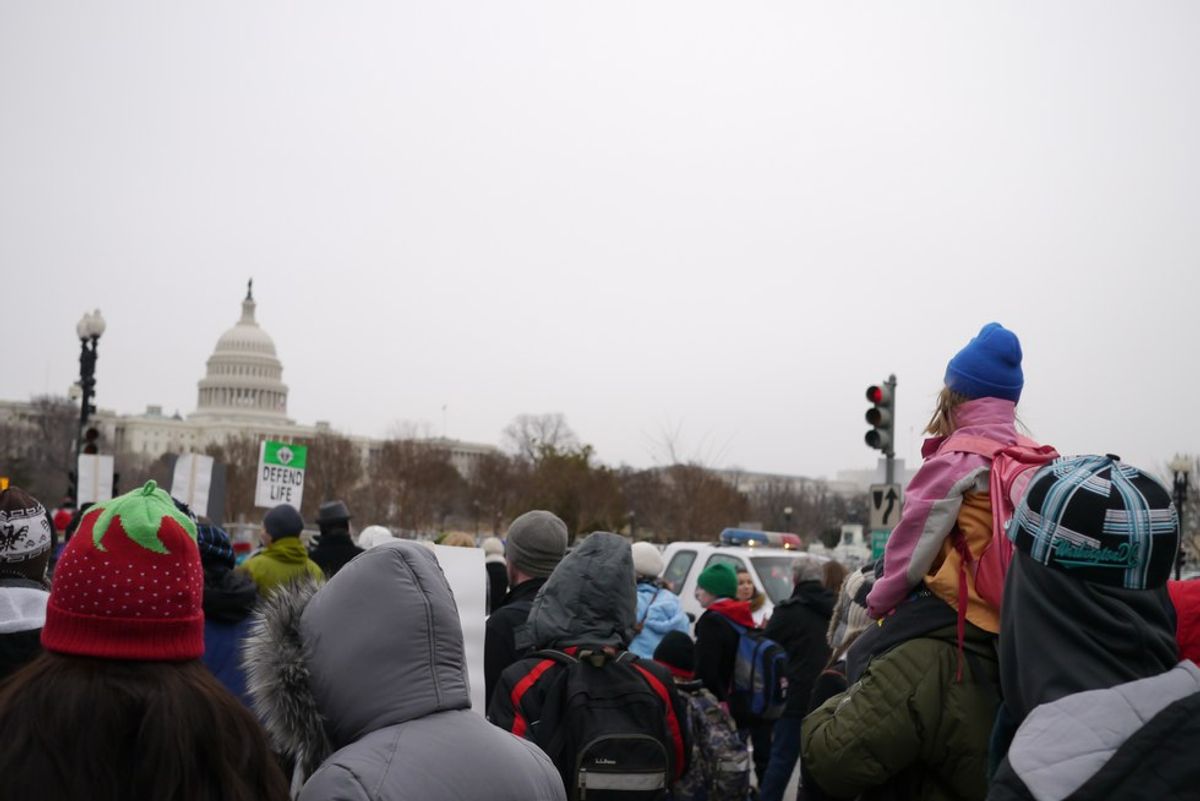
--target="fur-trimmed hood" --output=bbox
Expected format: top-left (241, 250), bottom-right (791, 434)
top-left (243, 540), bottom-right (471, 778)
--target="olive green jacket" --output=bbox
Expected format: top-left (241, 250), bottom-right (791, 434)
top-left (802, 623), bottom-right (1000, 801)
top-left (238, 537), bottom-right (324, 597)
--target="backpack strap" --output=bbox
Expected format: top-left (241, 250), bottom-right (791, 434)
top-left (516, 649), bottom-right (593, 759)
top-left (630, 662), bottom-right (688, 782)
top-left (713, 613), bottom-right (748, 636)
top-left (711, 613), bottom-right (756, 703)
top-left (634, 587), bottom-right (662, 633)
top-left (950, 525), bottom-right (973, 683)
top-left (508, 655), bottom-right (565, 738)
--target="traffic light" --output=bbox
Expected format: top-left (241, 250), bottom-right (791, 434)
top-left (82, 427), bottom-right (101, 455)
top-left (865, 381), bottom-right (895, 455)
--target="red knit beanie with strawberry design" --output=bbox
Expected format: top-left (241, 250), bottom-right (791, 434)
top-left (41, 480), bottom-right (205, 660)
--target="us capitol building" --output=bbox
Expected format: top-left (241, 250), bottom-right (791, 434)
top-left (2, 285), bottom-right (497, 477)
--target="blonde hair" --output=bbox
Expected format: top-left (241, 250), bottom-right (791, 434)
top-left (440, 532), bottom-right (477, 548)
top-left (924, 387), bottom-right (971, 438)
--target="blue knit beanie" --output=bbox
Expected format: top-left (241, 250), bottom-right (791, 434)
top-left (945, 322), bottom-right (1024, 403)
top-left (196, 523), bottom-right (236, 570)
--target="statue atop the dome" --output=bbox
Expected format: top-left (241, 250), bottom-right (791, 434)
top-left (246, 277), bottom-right (254, 301)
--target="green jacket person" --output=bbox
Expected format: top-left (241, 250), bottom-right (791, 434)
top-left (801, 586), bottom-right (1000, 801)
top-left (238, 504), bottom-right (324, 596)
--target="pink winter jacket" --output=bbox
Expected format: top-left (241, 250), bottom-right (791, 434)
top-left (866, 397), bottom-right (1022, 619)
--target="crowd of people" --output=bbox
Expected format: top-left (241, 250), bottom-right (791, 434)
top-left (0, 321), bottom-right (1197, 800)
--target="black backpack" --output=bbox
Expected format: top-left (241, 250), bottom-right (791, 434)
top-left (527, 649), bottom-right (685, 801)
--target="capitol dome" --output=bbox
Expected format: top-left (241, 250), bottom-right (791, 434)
top-left (192, 283), bottom-right (290, 422)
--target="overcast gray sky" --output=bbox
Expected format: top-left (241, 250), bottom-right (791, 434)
top-left (2, 2), bottom-right (1197, 479)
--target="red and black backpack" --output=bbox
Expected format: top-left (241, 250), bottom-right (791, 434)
top-left (507, 648), bottom-right (687, 801)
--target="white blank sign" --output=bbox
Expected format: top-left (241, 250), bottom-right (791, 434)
top-left (77, 454), bottom-right (114, 504)
top-left (432, 544), bottom-right (487, 714)
top-left (171, 453), bottom-right (214, 513)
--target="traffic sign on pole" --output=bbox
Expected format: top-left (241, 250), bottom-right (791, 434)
top-left (868, 483), bottom-right (903, 531)
top-left (255, 440), bottom-right (308, 509)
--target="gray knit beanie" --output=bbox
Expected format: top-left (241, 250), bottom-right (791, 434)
top-left (827, 565), bottom-right (875, 651)
top-left (505, 510), bottom-right (568, 578)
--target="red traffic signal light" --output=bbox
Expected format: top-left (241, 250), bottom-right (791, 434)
top-left (865, 380), bottom-right (895, 455)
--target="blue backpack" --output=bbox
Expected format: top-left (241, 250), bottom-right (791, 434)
top-left (717, 617), bottom-right (789, 720)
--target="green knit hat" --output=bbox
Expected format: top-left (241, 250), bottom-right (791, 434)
top-left (697, 562), bottom-right (738, 599)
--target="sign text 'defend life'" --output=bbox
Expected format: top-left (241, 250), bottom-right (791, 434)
top-left (255, 440), bottom-right (308, 510)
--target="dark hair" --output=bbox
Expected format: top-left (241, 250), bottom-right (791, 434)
top-left (0, 653), bottom-right (288, 801)
top-left (822, 560), bottom-right (848, 594)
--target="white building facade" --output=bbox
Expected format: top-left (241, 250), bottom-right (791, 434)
top-left (2, 287), bottom-right (498, 477)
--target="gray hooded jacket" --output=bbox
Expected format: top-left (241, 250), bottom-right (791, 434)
top-left (524, 530), bottom-right (637, 651)
top-left (244, 539), bottom-right (565, 801)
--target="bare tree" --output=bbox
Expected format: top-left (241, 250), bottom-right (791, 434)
top-left (113, 451), bottom-right (174, 497)
top-left (377, 438), bottom-right (465, 533)
top-left (468, 451), bottom-right (520, 534)
top-left (204, 434), bottom-right (262, 524)
top-left (746, 477), bottom-right (864, 547)
top-left (512, 444), bottom-right (624, 537)
top-left (300, 432), bottom-right (363, 520)
top-left (0, 395), bottom-right (78, 504)
top-left (646, 420), bottom-right (733, 471)
top-left (749, 477), bottom-right (802, 532)
top-left (502, 413), bottom-right (579, 462)
top-left (618, 466), bottom-right (668, 541)
top-left (656, 463), bottom-right (749, 541)
top-left (0, 419), bottom-right (39, 495)
top-left (347, 445), bottom-right (396, 529)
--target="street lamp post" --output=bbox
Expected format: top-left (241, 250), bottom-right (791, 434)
top-left (627, 510), bottom-right (637, 540)
top-left (1170, 455), bottom-right (1192, 581)
top-left (784, 506), bottom-right (794, 533)
top-left (71, 310), bottom-right (105, 502)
